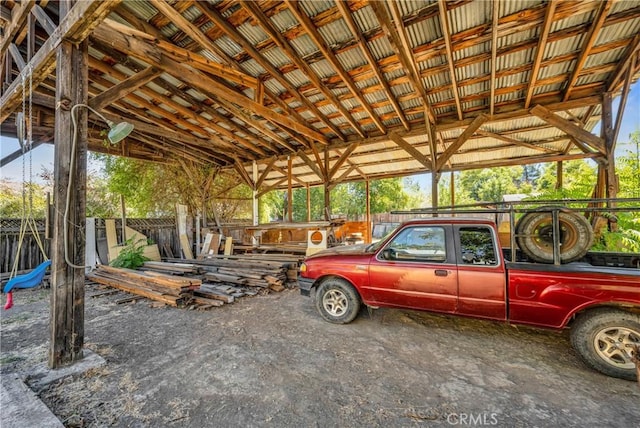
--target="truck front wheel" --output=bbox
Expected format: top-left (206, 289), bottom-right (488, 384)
top-left (315, 278), bottom-right (361, 324)
top-left (570, 308), bottom-right (640, 381)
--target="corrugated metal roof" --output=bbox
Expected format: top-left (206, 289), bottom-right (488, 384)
top-left (367, 37), bottom-right (395, 61)
top-left (335, 48), bottom-right (366, 71)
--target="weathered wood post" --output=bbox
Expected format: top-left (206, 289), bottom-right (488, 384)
top-left (49, 2), bottom-right (88, 368)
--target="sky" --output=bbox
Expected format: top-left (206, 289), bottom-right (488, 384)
top-left (1, 81), bottom-right (639, 187)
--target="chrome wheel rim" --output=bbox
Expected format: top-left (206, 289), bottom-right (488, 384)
top-left (322, 289), bottom-right (348, 317)
top-left (594, 326), bottom-right (640, 369)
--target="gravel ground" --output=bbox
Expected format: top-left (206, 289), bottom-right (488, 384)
top-left (1, 283), bottom-right (639, 427)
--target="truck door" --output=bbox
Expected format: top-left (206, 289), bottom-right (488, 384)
top-left (367, 224), bottom-right (458, 313)
top-left (454, 225), bottom-right (506, 320)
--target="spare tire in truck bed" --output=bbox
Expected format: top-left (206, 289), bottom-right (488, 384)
top-left (516, 207), bottom-right (594, 263)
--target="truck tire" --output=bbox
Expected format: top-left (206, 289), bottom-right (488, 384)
top-left (570, 308), bottom-right (640, 381)
top-left (516, 208), bottom-right (594, 263)
top-left (315, 278), bottom-right (361, 324)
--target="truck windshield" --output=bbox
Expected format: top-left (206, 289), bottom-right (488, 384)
top-left (365, 224), bottom-right (401, 252)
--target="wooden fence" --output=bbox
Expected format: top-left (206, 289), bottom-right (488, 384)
top-left (1, 218), bottom-right (180, 274)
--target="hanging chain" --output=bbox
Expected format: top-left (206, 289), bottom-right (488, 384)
top-left (28, 63), bottom-right (34, 217)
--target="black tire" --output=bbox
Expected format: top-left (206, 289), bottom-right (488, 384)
top-left (570, 308), bottom-right (640, 381)
top-left (315, 278), bottom-right (361, 324)
top-left (516, 207), bottom-right (594, 263)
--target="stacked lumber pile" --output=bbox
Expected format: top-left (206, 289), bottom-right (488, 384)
top-left (87, 265), bottom-right (201, 307)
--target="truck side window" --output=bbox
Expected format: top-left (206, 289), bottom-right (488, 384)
top-left (382, 226), bottom-right (447, 262)
top-left (459, 227), bottom-right (497, 266)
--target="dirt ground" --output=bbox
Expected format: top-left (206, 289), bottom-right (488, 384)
top-left (1, 283), bottom-right (639, 427)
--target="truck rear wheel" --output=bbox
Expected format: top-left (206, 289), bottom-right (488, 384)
top-left (516, 208), bottom-right (593, 263)
top-left (315, 278), bottom-right (361, 324)
top-left (570, 308), bottom-right (640, 381)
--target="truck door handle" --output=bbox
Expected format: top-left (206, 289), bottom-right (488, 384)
top-left (434, 269), bottom-right (449, 277)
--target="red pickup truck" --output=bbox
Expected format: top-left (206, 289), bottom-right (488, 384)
top-left (298, 218), bottom-right (640, 380)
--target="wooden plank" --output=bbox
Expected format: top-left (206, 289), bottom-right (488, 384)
top-left (224, 237), bottom-right (233, 256)
top-left (198, 233), bottom-right (214, 260)
top-left (437, 0), bottom-right (463, 120)
top-left (180, 234), bottom-right (194, 260)
top-left (525, 0), bottom-right (557, 108)
top-left (89, 66), bottom-right (161, 111)
top-left (0, 0), bottom-right (35, 53)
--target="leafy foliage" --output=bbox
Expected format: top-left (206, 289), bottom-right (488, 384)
top-left (109, 238), bottom-right (150, 269)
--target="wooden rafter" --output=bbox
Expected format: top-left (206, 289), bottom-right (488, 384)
top-left (607, 33), bottom-right (640, 92)
top-left (285, 0), bottom-right (384, 135)
top-left (255, 157), bottom-right (278, 190)
top-left (31, 4), bottom-right (56, 36)
top-left (530, 105), bottom-right (605, 154)
top-left (328, 142), bottom-right (360, 180)
top-left (297, 150), bottom-right (326, 181)
top-left (489, 0), bottom-right (499, 115)
top-left (0, 0), bottom-right (35, 53)
top-left (92, 20), bottom-right (328, 144)
top-left (389, 133), bottom-right (432, 169)
top-left (89, 66), bottom-right (161, 111)
top-left (563, 0), bottom-right (613, 101)
top-left (369, 0), bottom-right (435, 124)
top-left (272, 164), bottom-right (308, 187)
top-left (524, 0), bottom-right (557, 109)
top-left (0, 1), bottom-right (122, 123)
top-left (436, 114), bottom-right (488, 170)
top-left (335, 0), bottom-right (409, 131)
top-left (233, 158), bottom-right (255, 189)
top-left (437, 0), bottom-right (463, 121)
top-left (612, 58), bottom-right (635, 147)
top-left (238, 1), bottom-right (351, 139)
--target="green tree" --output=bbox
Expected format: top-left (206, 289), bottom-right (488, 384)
top-left (536, 160), bottom-right (597, 198)
top-left (458, 166), bottom-right (523, 202)
top-left (0, 180), bottom-right (48, 217)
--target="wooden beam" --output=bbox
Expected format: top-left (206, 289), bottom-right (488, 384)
top-left (436, 114), bottom-right (488, 170)
top-left (0, 0), bottom-right (35, 53)
top-left (272, 164), bottom-right (308, 187)
top-left (89, 66), bottom-right (161, 111)
top-left (287, 156), bottom-right (293, 222)
top-left (389, 133), bottom-right (432, 169)
top-left (93, 20), bottom-right (328, 144)
top-left (335, 0), bottom-right (409, 131)
top-left (530, 104), bottom-right (605, 153)
top-left (238, 1), bottom-right (348, 139)
top-left (475, 130), bottom-right (555, 153)
top-left (257, 178), bottom-right (288, 198)
top-left (327, 165), bottom-right (357, 190)
top-left (297, 150), bottom-right (326, 181)
top-left (489, 0), bottom-right (499, 115)
top-left (285, 0), bottom-right (384, 135)
top-left (31, 4), bottom-right (56, 36)
top-left (0, 1), bottom-right (122, 122)
top-left (612, 56), bottom-right (635, 146)
top-left (8, 43), bottom-right (25, 71)
top-left (607, 33), bottom-right (640, 92)
top-left (369, 0), bottom-right (435, 123)
top-left (147, 0), bottom-right (258, 89)
top-left (233, 158), bottom-right (254, 189)
top-left (256, 157), bottom-right (278, 190)
top-left (437, 0), bottom-right (463, 120)
top-left (328, 142), bottom-right (360, 180)
top-left (525, 0), bottom-right (557, 108)
top-left (563, 0), bottom-right (613, 101)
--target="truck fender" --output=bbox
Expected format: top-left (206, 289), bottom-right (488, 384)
top-left (563, 301), bottom-right (640, 327)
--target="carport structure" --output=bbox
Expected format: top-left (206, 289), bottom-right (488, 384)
top-left (1, 0), bottom-right (639, 367)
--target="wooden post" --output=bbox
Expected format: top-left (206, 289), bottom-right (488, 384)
top-left (450, 171), bottom-right (455, 208)
top-left (555, 161), bottom-right (563, 190)
top-left (120, 194), bottom-right (126, 243)
top-left (432, 172), bottom-right (440, 216)
top-left (601, 92), bottom-right (618, 231)
top-left (306, 183), bottom-right (311, 222)
top-left (252, 161), bottom-right (258, 227)
top-left (365, 180), bottom-right (371, 243)
top-left (324, 147), bottom-right (331, 220)
top-left (287, 156), bottom-right (293, 222)
top-left (49, 22), bottom-right (88, 368)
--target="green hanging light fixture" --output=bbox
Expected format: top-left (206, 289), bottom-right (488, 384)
top-left (71, 103), bottom-right (134, 144)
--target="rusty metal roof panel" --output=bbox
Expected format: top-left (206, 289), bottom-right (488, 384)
top-left (309, 59), bottom-right (337, 80)
top-left (356, 76), bottom-right (380, 91)
top-left (298, 0), bottom-right (333, 17)
top-left (239, 58), bottom-right (267, 77)
top-left (335, 48), bottom-right (367, 72)
top-left (236, 21), bottom-right (269, 46)
top-left (398, 0), bottom-right (434, 16)
top-left (199, 49), bottom-right (225, 66)
top-left (263, 78), bottom-right (286, 96)
top-left (289, 34), bottom-right (320, 58)
top-left (317, 18), bottom-right (353, 47)
top-left (448, 0), bottom-right (491, 33)
top-left (262, 46), bottom-right (292, 69)
top-left (270, 9), bottom-right (298, 33)
top-left (499, 0), bottom-right (544, 17)
top-left (351, 4), bottom-right (378, 33)
top-left (367, 36), bottom-right (395, 61)
top-left (213, 35), bottom-right (243, 58)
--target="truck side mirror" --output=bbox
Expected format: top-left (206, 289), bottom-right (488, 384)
top-left (382, 249), bottom-right (395, 260)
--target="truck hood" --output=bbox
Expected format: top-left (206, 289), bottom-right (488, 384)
top-left (306, 243), bottom-right (371, 259)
